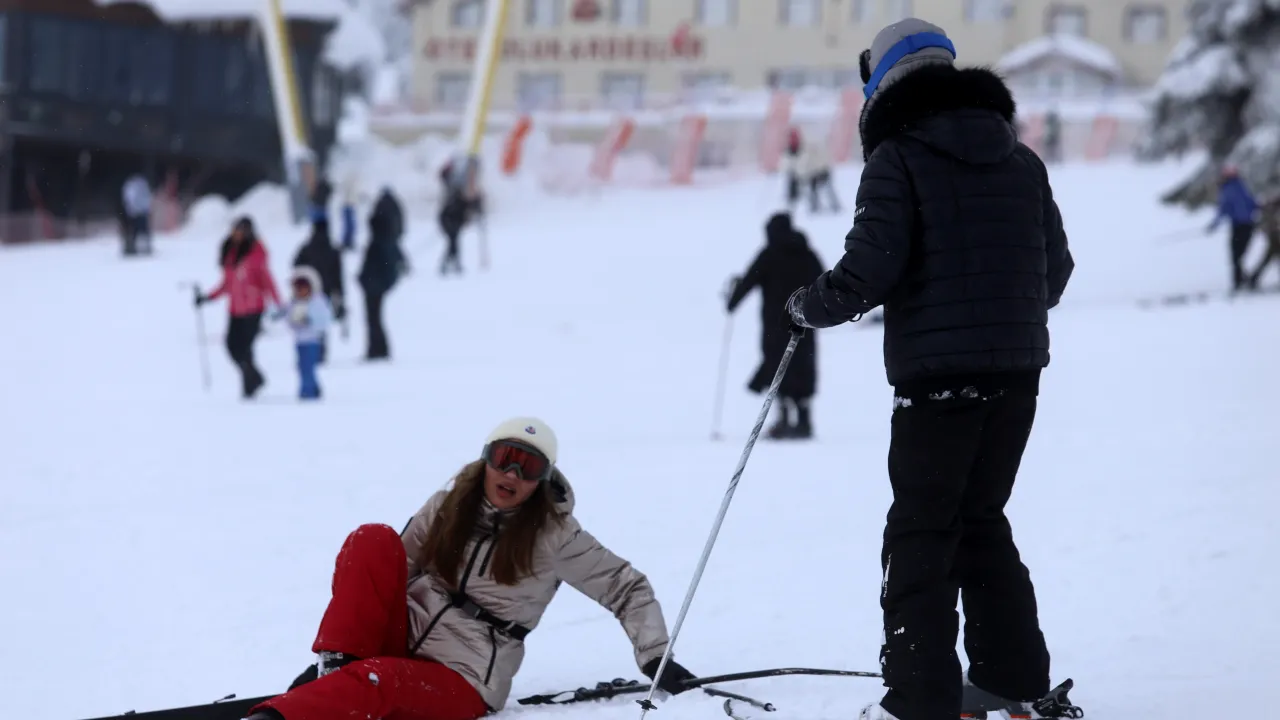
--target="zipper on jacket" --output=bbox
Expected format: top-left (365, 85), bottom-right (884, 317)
top-left (409, 528), bottom-right (493, 655)
top-left (483, 627), bottom-right (499, 685)
top-left (477, 517), bottom-right (501, 578)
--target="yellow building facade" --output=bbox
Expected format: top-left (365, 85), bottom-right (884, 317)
top-left (407, 0), bottom-right (1191, 114)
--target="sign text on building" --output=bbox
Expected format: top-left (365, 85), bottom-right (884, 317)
top-left (423, 34), bottom-right (705, 62)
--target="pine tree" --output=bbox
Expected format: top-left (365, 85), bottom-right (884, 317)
top-left (1139, 0), bottom-right (1280, 209)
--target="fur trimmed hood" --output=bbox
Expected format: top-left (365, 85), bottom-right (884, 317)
top-left (859, 65), bottom-right (1019, 163)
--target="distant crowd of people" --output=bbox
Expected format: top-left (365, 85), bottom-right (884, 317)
top-left (192, 180), bottom-right (408, 401)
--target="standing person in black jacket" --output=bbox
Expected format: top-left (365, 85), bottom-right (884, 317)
top-left (358, 188), bottom-right (408, 361)
top-left (785, 19), bottom-right (1075, 720)
top-left (726, 212), bottom-right (823, 439)
top-left (293, 216), bottom-right (345, 363)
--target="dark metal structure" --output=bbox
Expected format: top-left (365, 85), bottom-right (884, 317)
top-left (0, 0), bottom-right (345, 242)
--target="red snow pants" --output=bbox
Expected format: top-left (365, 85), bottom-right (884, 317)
top-left (251, 524), bottom-right (490, 720)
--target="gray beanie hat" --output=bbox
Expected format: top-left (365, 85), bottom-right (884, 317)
top-left (859, 18), bottom-right (957, 99)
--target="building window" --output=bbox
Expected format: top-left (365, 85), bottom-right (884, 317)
top-left (1046, 5), bottom-right (1087, 36)
top-left (696, 0), bottom-right (736, 27)
top-left (517, 72), bottom-right (561, 110)
top-left (683, 71), bottom-right (731, 101)
top-left (526, 0), bottom-right (561, 27)
top-left (885, 0), bottom-right (913, 22)
top-left (611, 0), bottom-right (646, 26)
top-left (435, 72), bottom-right (471, 111)
top-left (780, 0), bottom-right (820, 26)
top-left (851, 0), bottom-right (876, 23)
top-left (965, 0), bottom-right (1005, 22)
top-left (452, 0), bottom-right (484, 28)
top-left (601, 72), bottom-right (645, 110)
top-left (1126, 6), bottom-right (1167, 43)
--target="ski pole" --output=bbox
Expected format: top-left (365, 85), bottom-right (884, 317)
top-left (181, 283), bottom-right (213, 391)
top-left (637, 328), bottom-right (805, 719)
top-left (710, 316), bottom-right (734, 441)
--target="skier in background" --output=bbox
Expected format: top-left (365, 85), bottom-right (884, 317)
top-left (1207, 165), bottom-right (1260, 292)
top-left (275, 266), bottom-right (333, 401)
top-left (783, 128), bottom-right (804, 209)
top-left (120, 172), bottom-right (153, 256)
top-left (338, 172), bottom-right (360, 252)
top-left (358, 187), bottom-right (407, 361)
top-left (787, 18), bottom-right (1075, 720)
top-left (195, 217), bottom-right (284, 399)
top-left (1042, 110), bottom-right (1062, 164)
top-left (726, 212), bottom-right (823, 439)
top-left (293, 212), bottom-right (345, 363)
top-left (1248, 191), bottom-right (1280, 289)
top-left (438, 156), bottom-right (484, 275)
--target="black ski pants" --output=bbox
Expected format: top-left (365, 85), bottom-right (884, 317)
top-left (1230, 222), bottom-right (1255, 291)
top-left (878, 389), bottom-right (1050, 720)
top-left (364, 290), bottom-right (389, 360)
top-left (226, 313), bottom-right (264, 396)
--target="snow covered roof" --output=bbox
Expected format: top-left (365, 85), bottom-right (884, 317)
top-left (94, 0), bottom-right (348, 22)
top-left (94, 0), bottom-right (384, 71)
top-left (997, 33), bottom-right (1123, 78)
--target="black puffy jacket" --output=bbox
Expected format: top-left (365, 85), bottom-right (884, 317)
top-left (799, 65), bottom-right (1074, 396)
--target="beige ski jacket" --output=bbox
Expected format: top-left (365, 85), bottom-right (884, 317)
top-left (400, 471), bottom-right (671, 710)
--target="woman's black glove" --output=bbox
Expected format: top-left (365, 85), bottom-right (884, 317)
top-left (642, 657), bottom-right (696, 695)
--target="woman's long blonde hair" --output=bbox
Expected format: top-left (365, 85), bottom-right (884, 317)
top-left (419, 460), bottom-right (563, 587)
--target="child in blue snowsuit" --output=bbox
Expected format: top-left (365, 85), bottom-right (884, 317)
top-left (278, 266), bottom-right (333, 400)
top-left (1208, 166), bottom-right (1260, 291)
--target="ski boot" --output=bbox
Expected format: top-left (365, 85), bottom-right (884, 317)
top-left (765, 399), bottom-right (795, 439)
top-left (961, 679), bottom-right (1083, 719)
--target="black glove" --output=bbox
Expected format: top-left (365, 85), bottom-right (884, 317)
top-left (642, 657), bottom-right (696, 696)
top-left (722, 275), bottom-right (740, 309)
top-left (785, 287), bottom-right (814, 332)
top-left (193, 290), bottom-right (207, 308)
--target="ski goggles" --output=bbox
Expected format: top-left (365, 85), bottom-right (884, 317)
top-left (482, 439), bottom-right (553, 482)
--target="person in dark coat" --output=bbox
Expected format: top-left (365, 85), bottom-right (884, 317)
top-left (438, 186), bottom-right (469, 276)
top-left (358, 188), bottom-right (408, 361)
top-left (726, 212), bottom-right (823, 439)
top-left (785, 19), bottom-right (1076, 720)
top-left (1206, 165), bottom-right (1259, 292)
top-left (293, 216), bottom-right (346, 363)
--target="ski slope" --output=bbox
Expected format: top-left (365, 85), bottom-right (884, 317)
top-left (1, 158), bottom-right (1277, 720)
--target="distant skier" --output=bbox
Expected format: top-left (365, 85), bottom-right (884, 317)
top-left (1042, 109), bottom-right (1062, 164)
top-left (1207, 165), bottom-right (1259, 292)
top-left (274, 266), bottom-right (333, 401)
top-left (726, 212), bottom-right (823, 439)
top-left (120, 173), bottom-right (153, 256)
top-left (786, 19), bottom-right (1075, 720)
top-left (438, 156), bottom-right (484, 275)
top-left (358, 188), bottom-right (407, 361)
top-left (195, 217), bottom-right (284, 399)
top-left (782, 128), bottom-right (804, 209)
top-left (242, 417), bottom-right (697, 720)
top-left (1248, 191), bottom-right (1280, 289)
top-left (338, 172), bottom-right (360, 252)
top-left (293, 216), bottom-right (345, 363)
top-left (310, 177), bottom-right (333, 224)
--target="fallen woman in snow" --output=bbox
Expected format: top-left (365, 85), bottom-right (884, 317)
top-left (244, 416), bottom-right (696, 720)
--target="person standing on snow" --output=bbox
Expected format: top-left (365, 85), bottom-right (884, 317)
top-left (120, 173), bottom-right (153, 256)
top-left (275, 267), bottom-right (333, 401)
top-left (785, 19), bottom-right (1075, 720)
top-left (358, 187), bottom-right (408, 361)
top-left (800, 136), bottom-right (842, 214)
top-left (243, 417), bottom-right (698, 720)
top-left (293, 215), bottom-right (345, 363)
top-left (726, 212), bottom-right (823, 439)
top-left (196, 217), bottom-right (284, 399)
top-left (1206, 165), bottom-right (1260, 292)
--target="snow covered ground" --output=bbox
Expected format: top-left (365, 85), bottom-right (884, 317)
top-left (1, 158), bottom-right (1277, 720)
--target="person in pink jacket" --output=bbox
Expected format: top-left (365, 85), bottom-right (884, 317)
top-left (196, 217), bottom-right (283, 398)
